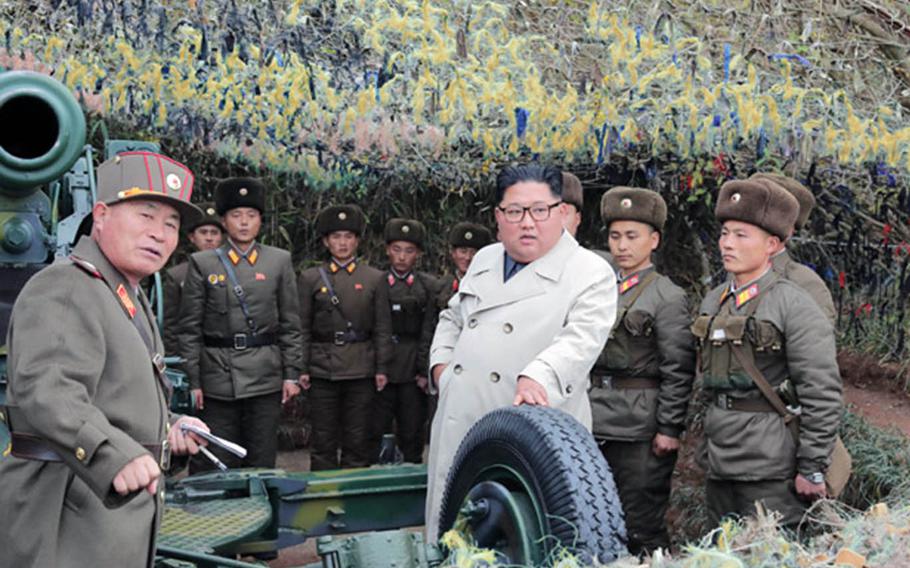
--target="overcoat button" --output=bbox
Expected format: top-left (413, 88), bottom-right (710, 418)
top-left (566, 385), bottom-right (573, 394)
top-left (502, 323), bottom-right (513, 334)
top-left (453, 364), bottom-right (463, 374)
top-left (75, 447), bottom-right (86, 461)
top-left (490, 372), bottom-right (500, 383)
top-left (468, 318), bottom-right (478, 329)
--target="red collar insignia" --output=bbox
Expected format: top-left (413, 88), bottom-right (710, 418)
top-left (116, 284), bottom-right (137, 318)
top-left (452, 278), bottom-right (459, 292)
top-left (388, 274), bottom-right (396, 287)
top-left (620, 273), bottom-right (640, 294)
top-left (406, 274), bottom-right (414, 286)
top-left (735, 283), bottom-right (760, 307)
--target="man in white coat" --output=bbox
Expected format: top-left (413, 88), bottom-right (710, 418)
top-left (425, 164), bottom-right (618, 540)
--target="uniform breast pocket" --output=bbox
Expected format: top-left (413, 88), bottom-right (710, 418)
top-left (205, 283), bottom-right (229, 314)
top-left (749, 320), bottom-right (784, 354)
top-left (623, 310), bottom-right (655, 338)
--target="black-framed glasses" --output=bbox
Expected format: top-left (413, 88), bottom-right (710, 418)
top-left (497, 201), bottom-right (562, 223)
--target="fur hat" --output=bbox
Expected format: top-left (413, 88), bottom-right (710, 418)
top-left (561, 172), bottom-right (584, 210)
top-left (449, 222), bottom-right (492, 249)
top-left (214, 177), bottom-right (266, 215)
top-left (600, 186), bottom-right (668, 232)
top-left (715, 178), bottom-right (799, 240)
top-left (384, 218), bottom-right (427, 248)
top-left (316, 204), bottom-right (366, 237)
top-left (750, 172), bottom-right (815, 230)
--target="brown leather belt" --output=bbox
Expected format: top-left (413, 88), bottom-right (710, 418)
top-left (714, 394), bottom-right (776, 412)
top-left (11, 432), bottom-right (170, 470)
top-left (590, 375), bottom-right (660, 389)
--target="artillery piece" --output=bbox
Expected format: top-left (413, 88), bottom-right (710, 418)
top-left (0, 71), bottom-right (627, 567)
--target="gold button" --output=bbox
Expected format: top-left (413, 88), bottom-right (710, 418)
top-left (159, 488), bottom-right (166, 502)
top-left (0, 411), bottom-right (5, 422)
top-left (75, 447), bottom-right (86, 461)
top-left (468, 318), bottom-right (478, 329)
top-left (502, 323), bottom-right (513, 334)
top-left (165, 422), bottom-right (171, 434)
top-left (490, 372), bottom-right (500, 383)
top-left (453, 364), bottom-right (463, 375)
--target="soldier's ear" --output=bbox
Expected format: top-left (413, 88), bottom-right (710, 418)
top-left (91, 202), bottom-right (110, 234)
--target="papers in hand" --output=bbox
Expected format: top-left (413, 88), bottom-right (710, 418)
top-left (179, 423), bottom-right (248, 458)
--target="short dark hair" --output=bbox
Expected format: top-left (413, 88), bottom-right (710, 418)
top-left (495, 164), bottom-right (563, 203)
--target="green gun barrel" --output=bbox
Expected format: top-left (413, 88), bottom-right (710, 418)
top-left (0, 70), bottom-right (87, 196)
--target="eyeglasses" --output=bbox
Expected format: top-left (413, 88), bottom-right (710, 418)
top-left (497, 201), bottom-right (562, 223)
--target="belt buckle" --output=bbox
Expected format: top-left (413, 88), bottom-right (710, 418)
top-left (333, 331), bottom-right (346, 346)
top-left (233, 333), bottom-right (248, 350)
top-left (717, 393), bottom-right (730, 409)
top-left (160, 440), bottom-right (171, 470)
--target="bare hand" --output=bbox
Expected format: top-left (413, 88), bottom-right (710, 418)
top-left (298, 373), bottom-right (311, 390)
top-left (112, 454), bottom-right (161, 496)
top-left (375, 374), bottom-right (389, 391)
top-left (416, 375), bottom-right (429, 393)
top-left (191, 388), bottom-right (204, 410)
top-left (651, 433), bottom-right (680, 457)
top-left (282, 380), bottom-right (301, 404)
top-left (431, 364), bottom-right (448, 388)
top-left (795, 473), bottom-right (827, 501)
top-left (169, 416), bottom-right (209, 456)
top-left (513, 376), bottom-right (549, 406)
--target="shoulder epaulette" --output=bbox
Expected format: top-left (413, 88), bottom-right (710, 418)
top-left (69, 255), bottom-right (103, 279)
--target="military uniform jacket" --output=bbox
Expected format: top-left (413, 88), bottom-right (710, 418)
top-left (386, 270), bottom-right (439, 383)
top-left (162, 260), bottom-right (189, 355)
top-left (0, 237), bottom-right (172, 568)
top-left (693, 270), bottom-right (842, 481)
top-left (298, 260), bottom-right (393, 380)
top-left (178, 241), bottom-right (303, 400)
top-left (590, 266), bottom-right (695, 441)
top-left (772, 249), bottom-right (837, 325)
top-left (435, 273), bottom-right (461, 312)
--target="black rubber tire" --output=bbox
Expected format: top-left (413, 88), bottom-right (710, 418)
top-left (439, 405), bottom-right (628, 564)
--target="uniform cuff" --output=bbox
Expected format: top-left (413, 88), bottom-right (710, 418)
top-left (657, 424), bottom-right (683, 438)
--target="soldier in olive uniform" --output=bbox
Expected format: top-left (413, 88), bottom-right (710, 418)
top-left (590, 187), bottom-right (694, 555)
top-left (694, 178), bottom-right (842, 527)
top-left (750, 172), bottom-right (837, 325)
top-left (0, 152), bottom-right (209, 567)
top-left (435, 222), bottom-right (493, 312)
top-left (162, 203), bottom-right (223, 354)
top-left (374, 218), bottom-right (439, 463)
top-left (562, 171), bottom-right (584, 237)
top-left (298, 205), bottom-right (393, 470)
top-left (178, 178), bottom-right (303, 470)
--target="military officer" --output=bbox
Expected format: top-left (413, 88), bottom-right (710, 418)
top-left (162, 202), bottom-right (223, 354)
top-left (298, 205), bottom-right (393, 470)
top-left (178, 178), bottom-right (303, 470)
top-left (694, 178), bottom-right (842, 528)
top-left (435, 222), bottom-right (493, 312)
top-left (374, 218), bottom-right (439, 463)
top-left (750, 172), bottom-right (837, 325)
top-left (562, 171), bottom-right (584, 237)
top-left (590, 187), bottom-right (695, 555)
top-left (0, 152), bottom-right (209, 567)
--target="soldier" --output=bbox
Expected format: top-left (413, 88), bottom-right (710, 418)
top-left (590, 187), bottom-right (695, 555)
top-left (0, 152), bottom-right (209, 567)
top-left (562, 171), bottom-right (584, 237)
top-left (162, 202), bottom-right (223, 354)
top-left (750, 172), bottom-right (837, 325)
top-left (435, 222), bottom-right (492, 312)
top-left (694, 178), bottom-right (842, 528)
top-left (178, 178), bottom-right (303, 470)
top-left (298, 205), bottom-right (393, 470)
top-left (374, 218), bottom-right (438, 463)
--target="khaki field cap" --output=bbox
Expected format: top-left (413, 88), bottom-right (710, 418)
top-left (96, 151), bottom-right (202, 224)
top-left (449, 222), bottom-right (492, 249)
top-left (600, 186), bottom-right (668, 232)
top-left (214, 177), bottom-right (266, 215)
top-left (384, 218), bottom-right (427, 248)
top-left (715, 178), bottom-right (799, 240)
top-left (749, 172), bottom-right (816, 230)
top-left (186, 201), bottom-right (224, 233)
top-left (316, 204), bottom-right (366, 236)
top-left (561, 172), bottom-right (584, 209)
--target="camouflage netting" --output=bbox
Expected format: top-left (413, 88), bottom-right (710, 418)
top-left (2, 0), bottom-right (910, 355)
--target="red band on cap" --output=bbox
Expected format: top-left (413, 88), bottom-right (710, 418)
top-left (143, 153), bottom-right (153, 193)
top-left (156, 155), bottom-right (166, 194)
